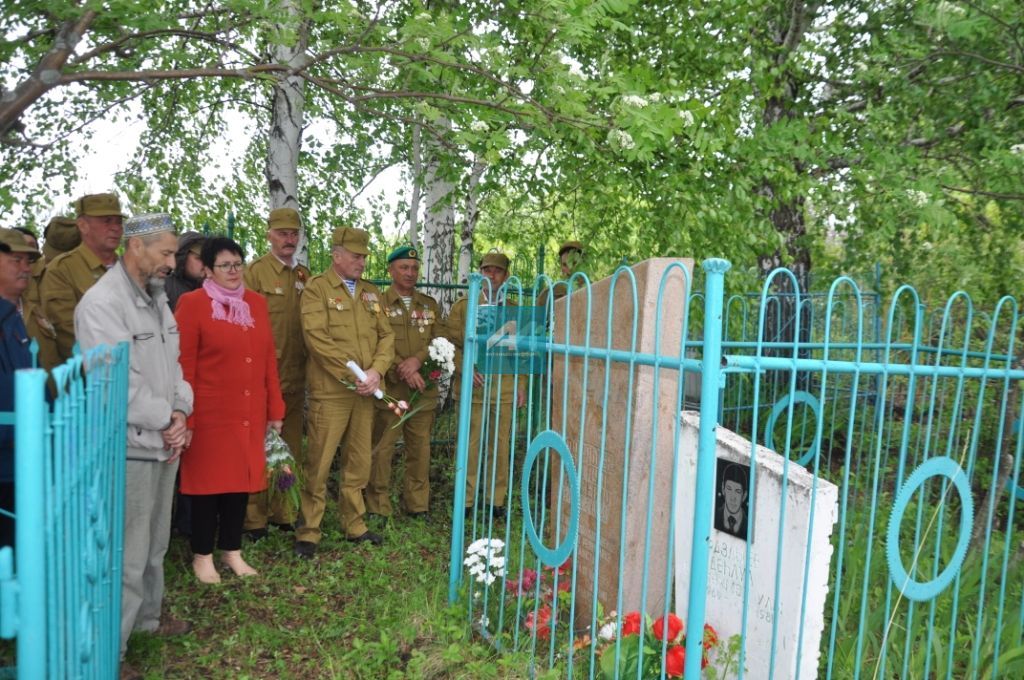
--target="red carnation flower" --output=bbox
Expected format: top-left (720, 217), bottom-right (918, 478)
top-left (525, 604), bottom-right (552, 640)
top-left (665, 645), bottom-right (685, 677)
top-left (703, 623), bottom-right (718, 649)
top-left (621, 611), bottom-right (642, 636)
top-left (429, 369), bottom-right (441, 380)
top-left (653, 613), bottom-right (684, 643)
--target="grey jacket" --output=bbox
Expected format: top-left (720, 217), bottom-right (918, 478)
top-left (75, 261), bottom-right (194, 461)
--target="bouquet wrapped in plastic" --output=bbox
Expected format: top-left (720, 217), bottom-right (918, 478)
top-left (265, 429), bottom-right (301, 511)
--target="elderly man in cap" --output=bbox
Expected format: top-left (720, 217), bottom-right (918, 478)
top-left (295, 226), bottom-right (394, 558)
top-left (74, 213), bottom-right (194, 677)
top-left (366, 245), bottom-right (442, 521)
top-left (0, 229), bottom-right (42, 546)
top-left (242, 207), bottom-right (310, 541)
top-left (164, 231), bottom-right (206, 311)
top-left (42, 193), bottom-right (125, 362)
top-left (445, 250), bottom-right (526, 519)
top-left (5, 220), bottom-right (62, 373)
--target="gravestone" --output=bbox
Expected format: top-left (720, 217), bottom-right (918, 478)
top-left (547, 258), bottom-right (694, 629)
top-left (673, 411), bottom-right (839, 679)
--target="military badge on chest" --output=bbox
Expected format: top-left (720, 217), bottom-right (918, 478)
top-left (410, 307), bottom-right (435, 333)
top-left (330, 296), bottom-right (346, 311)
top-left (361, 291), bottom-right (381, 314)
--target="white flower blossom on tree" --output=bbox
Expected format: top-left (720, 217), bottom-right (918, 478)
top-left (620, 94), bottom-right (648, 108)
top-left (1011, 144), bottom-right (1024, 155)
top-left (470, 120), bottom-right (489, 133)
top-left (607, 129), bottom-right (635, 151)
top-left (906, 189), bottom-right (929, 207)
top-left (678, 110), bottom-right (695, 126)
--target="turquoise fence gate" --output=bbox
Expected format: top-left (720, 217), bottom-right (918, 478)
top-left (449, 259), bottom-right (1024, 678)
top-left (0, 342), bottom-right (129, 679)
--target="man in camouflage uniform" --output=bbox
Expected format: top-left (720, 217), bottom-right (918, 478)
top-left (41, 194), bottom-right (124, 361)
top-left (366, 245), bottom-right (442, 520)
top-left (243, 208), bottom-right (310, 540)
top-left (294, 226), bottom-right (394, 558)
top-left (446, 250), bottom-right (526, 519)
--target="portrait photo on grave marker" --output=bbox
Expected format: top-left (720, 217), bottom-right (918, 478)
top-left (714, 459), bottom-right (751, 542)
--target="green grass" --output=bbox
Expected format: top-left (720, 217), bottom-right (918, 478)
top-left (126, 446), bottom-right (519, 679)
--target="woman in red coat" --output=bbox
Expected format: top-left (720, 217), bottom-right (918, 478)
top-left (175, 237), bottom-right (285, 584)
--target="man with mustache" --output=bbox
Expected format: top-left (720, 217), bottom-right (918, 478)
top-left (242, 207), bottom-right (310, 541)
top-left (41, 193), bottom-right (125, 362)
top-left (74, 213), bottom-right (194, 680)
top-left (0, 228), bottom-right (41, 547)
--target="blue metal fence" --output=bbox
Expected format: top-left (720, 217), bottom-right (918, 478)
top-left (449, 259), bottom-right (1024, 678)
top-left (0, 342), bottom-right (129, 679)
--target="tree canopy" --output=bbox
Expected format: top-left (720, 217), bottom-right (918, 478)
top-left (1, 1), bottom-right (1021, 303)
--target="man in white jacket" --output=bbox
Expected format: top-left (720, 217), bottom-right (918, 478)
top-left (75, 212), bottom-right (194, 680)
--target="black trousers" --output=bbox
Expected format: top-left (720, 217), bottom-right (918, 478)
top-left (188, 492), bottom-right (248, 555)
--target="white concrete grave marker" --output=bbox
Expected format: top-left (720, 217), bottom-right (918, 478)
top-left (674, 411), bottom-right (839, 679)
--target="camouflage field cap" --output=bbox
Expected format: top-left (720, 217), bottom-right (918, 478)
top-left (268, 207), bottom-right (301, 230)
top-left (0, 228), bottom-right (41, 260)
top-left (42, 216), bottom-right (81, 261)
top-left (558, 240), bottom-right (584, 257)
top-left (75, 193), bottom-right (124, 218)
top-left (480, 249), bottom-right (510, 271)
top-left (331, 226), bottom-right (369, 255)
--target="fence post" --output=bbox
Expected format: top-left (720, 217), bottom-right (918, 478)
top-left (15, 368), bottom-right (47, 680)
top-left (683, 258), bottom-right (731, 678)
top-left (448, 274), bottom-right (483, 603)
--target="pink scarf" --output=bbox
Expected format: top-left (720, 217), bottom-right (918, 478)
top-left (203, 278), bottom-right (254, 328)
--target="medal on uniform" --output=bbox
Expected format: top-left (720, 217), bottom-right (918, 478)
top-left (274, 281), bottom-right (283, 294)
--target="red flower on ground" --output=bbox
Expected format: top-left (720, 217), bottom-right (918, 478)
top-left (665, 645), bottom-right (685, 677)
top-left (621, 611), bottom-right (643, 636)
top-left (652, 613), bottom-right (684, 643)
top-left (525, 604), bottom-right (552, 640)
top-left (703, 623), bottom-right (718, 649)
top-left (506, 568), bottom-right (538, 595)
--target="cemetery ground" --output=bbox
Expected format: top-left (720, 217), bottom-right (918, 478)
top-left (125, 437), bottom-right (519, 680)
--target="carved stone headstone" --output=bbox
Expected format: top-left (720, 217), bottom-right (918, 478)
top-left (547, 258), bottom-right (693, 628)
top-left (674, 411), bottom-right (839, 679)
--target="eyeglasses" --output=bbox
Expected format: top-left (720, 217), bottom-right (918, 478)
top-left (213, 262), bottom-right (244, 272)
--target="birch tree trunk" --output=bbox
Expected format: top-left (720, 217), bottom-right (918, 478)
top-left (408, 123), bottom-right (422, 247)
top-left (420, 117), bottom-right (457, 308)
top-left (264, 2), bottom-right (309, 264)
top-left (458, 156), bottom-right (486, 287)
